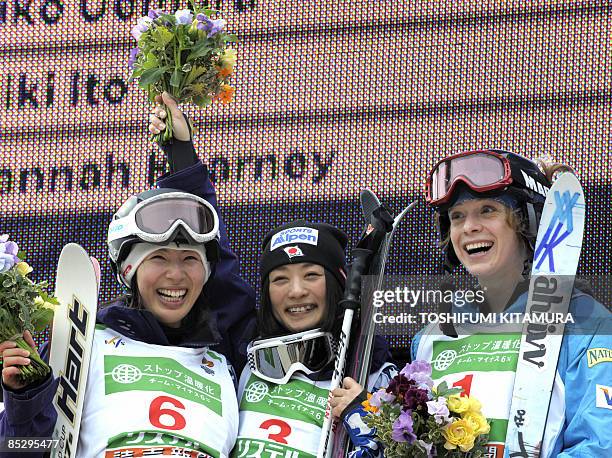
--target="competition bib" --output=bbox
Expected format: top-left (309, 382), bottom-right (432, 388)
top-left (78, 326), bottom-right (238, 458)
top-left (233, 374), bottom-right (329, 458)
top-left (420, 332), bottom-right (522, 458)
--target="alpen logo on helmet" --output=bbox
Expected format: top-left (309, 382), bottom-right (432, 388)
top-left (283, 246), bottom-right (304, 258)
top-left (270, 227), bottom-right (319, 250)
top-left (520, 170), bottom-right (550, 197)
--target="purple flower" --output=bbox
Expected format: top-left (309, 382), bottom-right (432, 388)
top-left (175, 9), bottom-right (193, 25)
top-left (391, 410), bottom-right (416, 443)
top-left (195, 15), bottom-right (226, 38)
top-left (369, 389), bottom-right (395, 408)
top-left (402, 386), bottom-right (430, 411)
top-left (206, 18), bottom-right (226, 37)
top-left (400, 360), bottom-right (433, 389)
top-left (131, 16), bottom-right (152, 41)
top-left (386, 374), bottom-right (414, 397)
top-left (416, 439), bottom-right (434, 457)
top-left (127, 48), bottom-right (139, 70)
top-left (0, 234), bottom-right (19, 273)
top-left (147, 9), bottom-right (162, 20)
top-left (426, 397), bottom-right (450, 424)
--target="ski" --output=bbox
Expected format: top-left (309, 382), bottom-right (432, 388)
top-left (351, 198), bottom-right (416, 387)
top-left (323, 190), bottom-right (416, 458)
top-left (505, 173), bottom-right (585, 457)
top-left (49, 244), bottom-right (99, 458)
top-left (317, 189), bottom-right (387, 458)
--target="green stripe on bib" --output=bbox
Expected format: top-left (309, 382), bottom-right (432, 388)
top-left (240, 375), bottom-right (327, 427)
top-left (431, 334), bottom-right (521, 378)
top-left (104, 355), bottom-right (222, 415)
top-left (233, 437), bottom-right (315, 458)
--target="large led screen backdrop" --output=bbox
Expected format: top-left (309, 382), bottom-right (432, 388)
top-left (1, 1), bottom-right (611, 349)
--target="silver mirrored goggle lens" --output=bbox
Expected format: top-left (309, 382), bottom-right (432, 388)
top-left (134, 198), bottom-right (215, 236)
top-left (251, 335), bottom-right (334, 380)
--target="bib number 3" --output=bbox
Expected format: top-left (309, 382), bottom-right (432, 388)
top-left (260, 419), bottom-right (292, 444)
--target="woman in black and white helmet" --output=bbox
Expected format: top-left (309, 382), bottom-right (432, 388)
top-left (0, 188), bottom-right (242, 457)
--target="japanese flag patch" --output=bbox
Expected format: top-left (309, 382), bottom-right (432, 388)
top-left (283, 246), bottom-right (304, 258)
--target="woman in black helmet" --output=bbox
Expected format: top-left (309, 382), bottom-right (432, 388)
top-left (0, 188), bottom-right (242, 457)
top-left (148, 97), bottom-right (397, 457)
top-left (410, 150), bottom-right (611, 456)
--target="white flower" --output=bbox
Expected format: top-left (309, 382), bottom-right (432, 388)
top-left (175, 9), bottom-right (193, 25)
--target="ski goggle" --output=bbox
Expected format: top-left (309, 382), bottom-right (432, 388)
top-left (425, 150), bottom-right (513, 206)
top-left (247, 329), bottom-right (336, 384)
top-left (108, 192), bottom-right (219, 245)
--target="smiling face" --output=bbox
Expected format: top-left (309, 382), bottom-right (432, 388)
top-left (448, 198), bottom-right (526, 284)
top-left (268, 263), bottom-right (328, 333)
top-left (136, 248), bottom-right (206, 328)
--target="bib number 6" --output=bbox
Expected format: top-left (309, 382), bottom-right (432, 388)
top-left (149, 395), bottom-right (187, 430)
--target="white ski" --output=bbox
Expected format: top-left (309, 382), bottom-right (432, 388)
top-left (49, 244), bottom-right (99, 458)
top-left (505, 173), bottom-right (585, 457)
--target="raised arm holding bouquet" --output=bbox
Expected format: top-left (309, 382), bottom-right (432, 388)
top-left (129, 2), bottom-right (237, 143)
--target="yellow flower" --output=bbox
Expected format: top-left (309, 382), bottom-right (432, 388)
top-left (16, 261), bottom-right (33, 276)
top-left (462, 411), bottom-right (490, 435)
top-left (34, 296), bottom-right (56, 310)
top-left (466, 396), bottom-right (482, 413)
top-left (219, 49), bottom-right (237, 68)
top-left (447, 394), bottom-right (470, 414)
top-left (361, 393), bottom-right (379, 414)
top-left (215, 84), bottom-right (235, 104)
top-left (442, 418), bottom-right (476, 452)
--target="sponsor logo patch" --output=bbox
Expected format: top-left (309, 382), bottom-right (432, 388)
top-left (105, 336), bottom-right (125, 348)
top-left (270, 227), bottom-right (318, 250)
top-left (595, 384), bottom-right (612, 410)
top-left (283, 246), bottom-right (304, 258)
top-left (520, 170), bottom-right (550, 197)
top-left (587, 348), bottom-right (612, 368)
top-left (200, 355), bottom-right (215, 375)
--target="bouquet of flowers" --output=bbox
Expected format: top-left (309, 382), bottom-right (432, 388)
top-left (128, 2), bottom-right (237, 143)
top-left (0, 235), bottom-right (58, 384)
top-left (364, 361), bottom-right (490, 457)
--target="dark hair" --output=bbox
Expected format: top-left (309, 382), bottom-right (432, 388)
top-left (257, 269), bottom-right (344, 338)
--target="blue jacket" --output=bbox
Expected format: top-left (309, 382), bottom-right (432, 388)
top-left (341, 288), bottom-right (611, 457)
top-left (411, 289), bottom-right (612, 458)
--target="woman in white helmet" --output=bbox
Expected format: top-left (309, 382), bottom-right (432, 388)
top-left (0, 96), bottom-right (259, 456)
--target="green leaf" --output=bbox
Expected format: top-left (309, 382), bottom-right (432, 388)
top-left (138, 67), bottom-right (169, 87)
top-left (184, 65), bottom-right (208, 85)
top-left (187, 40), bottom-right (212, 61)
top-left (151, 26), bottom-right (174, 48)
top-left (142, 52), bottom-right (159, 70)
top-left (30, 307), bottom-right (54, 332)
top-left (170, 68), bottom-right (182, 88)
